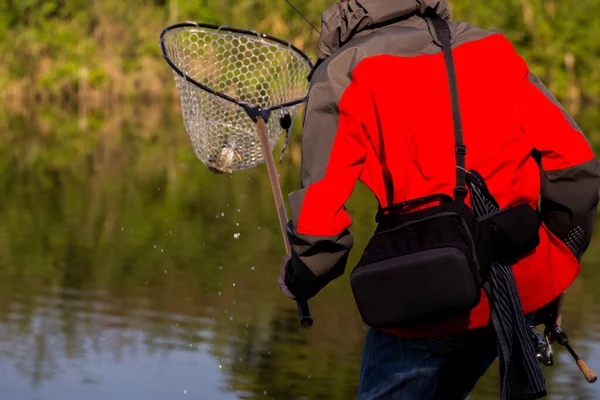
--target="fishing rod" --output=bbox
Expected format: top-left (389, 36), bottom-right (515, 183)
top-left (547, 324), bottom-right (597, 383)
top-left (530, 324), bottom-right (597, 383)
top-left (283, 0), bottom-right (350, 35)
top-left (283, 0), bottom-right (320, 34)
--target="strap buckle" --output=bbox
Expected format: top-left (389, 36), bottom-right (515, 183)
top-left (455, 144), bottom-right (467, 156)
top-left (454, 186), bottom-right (468, 198)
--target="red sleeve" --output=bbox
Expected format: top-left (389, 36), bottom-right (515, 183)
top-left (296, 80), bottom-right (370, 237)
top-left (513, 54), bottom-right (600, 260)
top-left (283, 75), bottom-right (371, 300)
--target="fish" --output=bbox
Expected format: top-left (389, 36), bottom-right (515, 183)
top-left (207, 138), bottom-right (243, 174)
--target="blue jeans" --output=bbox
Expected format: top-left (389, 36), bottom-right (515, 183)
top-left (358, 313), bottom-right (535, 400)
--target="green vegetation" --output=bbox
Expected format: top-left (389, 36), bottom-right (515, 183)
top-left (0, 0), bottom-right (320, 105)
top-left (1, 0), bottom-right (600, 109)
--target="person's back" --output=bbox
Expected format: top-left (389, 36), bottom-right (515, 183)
top-left (277, 1), bottom-right (600, 398)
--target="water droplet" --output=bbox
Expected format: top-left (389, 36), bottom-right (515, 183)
top-left (236, 223), bottom-right (239, 226)
top-left (161, 249), bottom-right (164, 253)
top-left (219, 266), bottom-right (223, 270)
top-left (241, 195), bottom-right (245, 198)
top-left (230, 316), bottom-right (233, 321)
top-left (308, 374), bottom-right (311, 379)
top-left (264, 390), bottom-right (267, 395)
top-left (164, 270), bottom-right (167, 273)
top-left (153, 244), bottom-right (157, 248)
top-left (221, 212), bottom-right (225, 217)
top-left (157, 187), bottom-right (161, 191)
top-left (251, 266), bottom-right (255, 271)
top-left (190, 344), bottom-right (192, 347)
top-left (232, 282), bottom-right (236, 287)
top-left (233, 233), bottom-right (241, 239)
top-left (219, 364), bottom-right (222, 369)
top-left (218, 291), bottom-right (222, 296)
top-left (121, 227), bottom-right (124, 231)
top-left (257, 226), bottom-right (261, 230)
top-left (184, 389), bottom-right (187, 394)
top-left (237, 209), bottom-right (241, 213)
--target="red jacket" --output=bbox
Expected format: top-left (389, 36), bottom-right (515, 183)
top-left (283, 0), bottom-right (600, 338)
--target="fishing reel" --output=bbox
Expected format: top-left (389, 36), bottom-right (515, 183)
top-left (530, 324), bottom-right (598, 383)
top-left (529, 326), bottom-right (554, 367)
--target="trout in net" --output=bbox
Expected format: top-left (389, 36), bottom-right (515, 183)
top-left (207, 136), bottom-right (243, 174)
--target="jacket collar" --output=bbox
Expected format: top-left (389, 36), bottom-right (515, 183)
top-left (318, 0), bottom-right (451, 59)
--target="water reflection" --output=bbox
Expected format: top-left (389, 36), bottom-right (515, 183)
top-left (0, 288), bottom-right (239, 400)
top-left (0, 103), bottom-right (599, 399)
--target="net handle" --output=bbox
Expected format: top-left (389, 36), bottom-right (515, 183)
top-left (256, 117), bottom-right (313, 327)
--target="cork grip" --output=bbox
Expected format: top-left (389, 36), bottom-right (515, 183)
top-left (576, 360), bottom-right (598, 383)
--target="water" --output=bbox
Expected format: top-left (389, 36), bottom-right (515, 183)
top-left (0, 103), bottom-right (599, 399)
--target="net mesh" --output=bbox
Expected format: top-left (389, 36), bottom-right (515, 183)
top-left (162, 25), bottom-right (312, 173)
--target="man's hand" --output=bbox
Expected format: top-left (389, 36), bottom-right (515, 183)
top-left (533, 293), bottom-right (565, 342)
top-left (278, 255), bottom-right (295, 300)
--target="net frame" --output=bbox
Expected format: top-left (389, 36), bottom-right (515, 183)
top-left (160, 22), bottom-right (313, 113)
top-left (159, 22), bottom-right (314, 327)
top-left (159, 22), bottom-right (314, 173)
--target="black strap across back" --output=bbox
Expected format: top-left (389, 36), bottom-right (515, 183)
top-left (375, 16), bottom-right (466, 221)
top-left (429, 16), bottom-right (468, 201)
top-left (429, 16), bottom-right (547, 400)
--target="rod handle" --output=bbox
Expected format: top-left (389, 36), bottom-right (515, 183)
top-left (297, 300), bottom-right (313, 327)
top-left (576, 360), bottom-right (598, 383)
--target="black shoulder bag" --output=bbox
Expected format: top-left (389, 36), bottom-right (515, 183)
top-left (349, 17), bottom-right (541, 329)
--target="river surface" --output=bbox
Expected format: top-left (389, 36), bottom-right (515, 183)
top-left (0, 103), bottom-right (599, 399)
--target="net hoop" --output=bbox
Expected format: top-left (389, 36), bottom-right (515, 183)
top-left (160, 22), bottom-right (314, 112)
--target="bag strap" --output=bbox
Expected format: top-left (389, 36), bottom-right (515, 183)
top-left (375, 193), bottom-right (453, 222)
top-left (429, 16), bottom-right (468, 202)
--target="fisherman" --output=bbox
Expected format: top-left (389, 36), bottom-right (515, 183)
top-left (277, 0), bottom-right (600, 399)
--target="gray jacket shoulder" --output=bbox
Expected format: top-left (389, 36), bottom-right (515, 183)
top-left (311, 16), bottom-right (502, 88)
